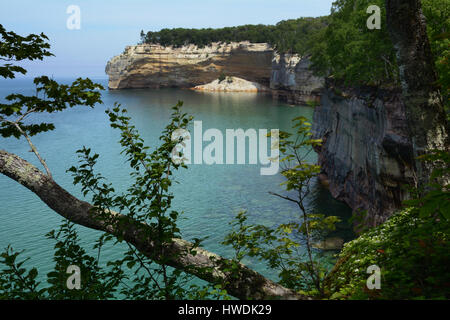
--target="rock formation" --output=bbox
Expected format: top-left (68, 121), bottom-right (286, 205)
top-left (105, 42), bottom-right (273, 89)
top-left (105, 42), bottom-right (323, 104)
top-left (312, 81), bottom-right (415, 227)
top-left (192, 76), bottom-right (269, 92)
top-left (270, 53), bottom-right (324, 105)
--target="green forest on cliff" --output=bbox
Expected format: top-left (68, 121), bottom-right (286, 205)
top-left (141, 17), bottom-right (328, 55)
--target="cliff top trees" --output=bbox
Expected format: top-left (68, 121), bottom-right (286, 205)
top-left (310, 0), bottom-right (398, 86)
top-left (141, 17), bottom-right (328, 55)
top-left (310, 0), bottom-right (449, 89)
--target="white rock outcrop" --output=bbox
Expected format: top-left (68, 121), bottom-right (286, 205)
top-left (192, 76), bottom-right (269, 92)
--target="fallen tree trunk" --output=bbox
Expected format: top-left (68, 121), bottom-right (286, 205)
top-left (0, 149), bottom-right (307, 300)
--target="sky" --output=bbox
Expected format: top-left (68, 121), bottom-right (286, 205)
top-left (1, 0), bottom-right (334, 78)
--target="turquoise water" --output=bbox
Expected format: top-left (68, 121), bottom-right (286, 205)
top-left (0, 78), bottom-right (353, 287)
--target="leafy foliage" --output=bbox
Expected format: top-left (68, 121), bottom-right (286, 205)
top-left (0, 24), bottom-right (52, 79)
top-left (142, 17), bottom-right (328, 55)
top-left (0, 24), bottom-right (104, 177)
top-left (0, 76), bottom-right (103, 139)
top-left (326, 150), bottom-right (450, 300)
top-left (309, 0), bottom-right (398, 86)
top-left (0, 220), bottom-right (124, 299)
top-left (1, 4), bottom-right (449, 300)
top-left (223, 117), bottom-right (340, 297)
top-left (326, 207), bottom-right (450, 300)
top-left (310, 0), bottom-right (450, 89)
top-left (67, 102), bottom-right (204, 300)
top-left (403, 150), bottom-right (450, 221)
top-left (0, 246), bottom-right (43, 299)
top-left (218, 72), bottom-right (226, 83)
top-left (422, 0), bottom-right (450, 118)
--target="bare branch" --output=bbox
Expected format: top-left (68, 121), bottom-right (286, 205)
top-left (14, 108), bottom-right (36, 124)
top-left (11, 123), bottom-right (52, 179)
top-left (268, 191), bottom-right (299, 204)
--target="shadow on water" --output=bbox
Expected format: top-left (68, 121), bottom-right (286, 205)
top-left (308, 178), bottom-right (356, 243)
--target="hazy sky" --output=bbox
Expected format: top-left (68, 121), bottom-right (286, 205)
top-left (1, 0), bottom-right (334, 78)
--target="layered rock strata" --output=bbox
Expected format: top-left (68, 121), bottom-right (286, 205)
top-left (105, 42), bottom-right (323, 104)
top-left (312, 82), bottom-right (415, 227)
top-left (106, 42), bottom-right (273, 89)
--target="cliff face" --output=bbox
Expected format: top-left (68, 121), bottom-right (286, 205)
top-left (105, 42), bottom-right (324, 104)
top-left (270, 53), bottom-right (324, 105)
top-left (105, 42), bottom-right (273, 89)
top-left (312, 83), bottom-right (415, 227)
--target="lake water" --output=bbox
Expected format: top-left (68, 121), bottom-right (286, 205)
top-left (0, 78), bottom-right (353, 290)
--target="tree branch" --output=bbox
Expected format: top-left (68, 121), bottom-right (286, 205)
top-left (11, 123), bottom-right (52, 179)
top-left (269, 191), bottom-right (299, 204)
top-left (0, 149), bottom-right (308, 300)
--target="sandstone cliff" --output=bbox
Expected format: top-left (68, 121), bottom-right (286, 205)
top-left (312, 82), bottom-right (415, 227)
top-left (105, 42), bottom-right (273, 89)
top-left (105, 42), bottom-right (323, 104)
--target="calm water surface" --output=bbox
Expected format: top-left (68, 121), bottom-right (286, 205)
top-left (0, 78), bottom-right (353, 286)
